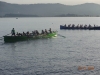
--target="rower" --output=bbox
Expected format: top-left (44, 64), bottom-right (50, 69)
top-left (64, 24), bottom-right (66, 27)
top-left (94, 24), bottom-right (95, 27)
top-left (16, 32), bottom-right (19, 36)
top-left (36, 30), bottom-right (39, 35)
top-left (33, 30), bottom-right (36, 35)
top-left (41, 30), bottom-right (45, 34)
top-left (89, 24), bottom-right (92, 28)
top-left (31, 31), bottom-right (34, 35)
top-left (49, 28), bottom-right (52, 33)
top-left (23, 32), bottom-right (26, 36)
top-left (45, 29), bottom-right (48, 34)
top-left (19, 33), bottom-right (22, 36)
top-left (26, 31), bottom-right (29, 35)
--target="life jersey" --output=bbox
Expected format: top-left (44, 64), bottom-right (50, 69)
top-left (11, 29), bottom-right (15, 34)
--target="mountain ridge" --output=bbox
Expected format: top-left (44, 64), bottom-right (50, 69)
top-left (0, 1), bottom-right (100, 17)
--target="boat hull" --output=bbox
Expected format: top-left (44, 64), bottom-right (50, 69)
top-left (3, 32), bottom-right (57, 43)
top-left (89, 27), bottom-right (100, 30)
top-left (60, 25), bottom-right (100, 30)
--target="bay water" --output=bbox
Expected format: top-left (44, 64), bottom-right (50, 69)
top-left (0, 17), bottom-right (100, 75)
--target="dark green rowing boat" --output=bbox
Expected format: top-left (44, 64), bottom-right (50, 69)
top-left (3, 32), bottom-right (57, 43)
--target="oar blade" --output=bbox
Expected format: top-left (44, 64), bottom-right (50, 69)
top-left (58, 34), bottom-right (66, 38)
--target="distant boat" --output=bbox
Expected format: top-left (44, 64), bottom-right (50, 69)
top-left (16, 18), bottom-right (18, 19)
top-left (60, 25), bottom-right (100, 30)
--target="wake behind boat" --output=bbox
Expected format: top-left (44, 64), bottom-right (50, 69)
top-left (3, 28), bottom-right (57, 43)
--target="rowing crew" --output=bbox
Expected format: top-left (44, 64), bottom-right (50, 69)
top-left (64, 24), bottom-right (97, 28)
top-left (11, 28), bottom-right (52, 36)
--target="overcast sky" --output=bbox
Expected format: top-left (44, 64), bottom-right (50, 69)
top-left (0, 0), bottom-right (100, 5)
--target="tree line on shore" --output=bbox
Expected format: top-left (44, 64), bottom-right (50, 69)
top-left (0, 13), bottom-right (99, 17)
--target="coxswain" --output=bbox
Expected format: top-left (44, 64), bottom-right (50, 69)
top-left (11, 28), bottom-right (15, 36)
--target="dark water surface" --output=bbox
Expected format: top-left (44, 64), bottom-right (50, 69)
top-left (0, 17), bottom-right (100, 75)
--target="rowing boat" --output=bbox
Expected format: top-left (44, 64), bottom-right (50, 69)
top-left (60, 25), bottom-right (100, 30)
top-left (3, 32), bottom-right (57, 43)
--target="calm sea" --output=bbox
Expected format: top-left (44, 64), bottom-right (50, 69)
top-left (0, 17), bottom-right (100, 75)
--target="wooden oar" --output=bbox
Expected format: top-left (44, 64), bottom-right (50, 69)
top-left (58, 34), bottom-right (66, 38)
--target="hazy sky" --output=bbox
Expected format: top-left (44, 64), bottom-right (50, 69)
top-left (0, 0), bottom-right (100, 5)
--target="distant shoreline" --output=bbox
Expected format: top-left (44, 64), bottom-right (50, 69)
top-left (0, 14), bottom-right (99, 17)
top-left (0, 16), bottom-right (100, 18)
top-left (1, 2), bottom-right (100, 17)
